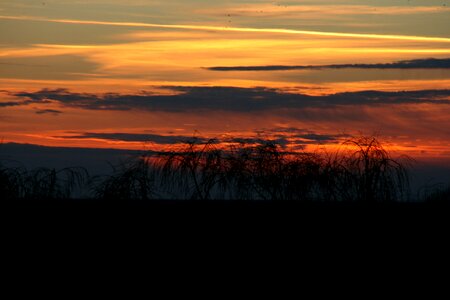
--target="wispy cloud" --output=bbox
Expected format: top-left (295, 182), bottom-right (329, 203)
top-left (1, 15), bottom-right (449, 43)
top-left (211, 4), bottom-right (450, 17)
top-left (206, 58), bottom-right (450, 71)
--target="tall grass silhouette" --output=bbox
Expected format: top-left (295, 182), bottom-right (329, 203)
top-left (155, 138), bottom-right (227, 200)
top-left (0, 164), bottom-right (22, 200)
top-left (0, 136), bottom-right (431, 202)
top-left (91, 155), bottom-right (157, 201)
top-left (0, 163), bottom-right (88, 200)
top-left (153, 136), bottom-right (411, 201)
top-left (331, 137), bottom-right (411, 202)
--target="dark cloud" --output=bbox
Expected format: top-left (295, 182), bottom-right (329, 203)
top-left (0, 101), bottom-right (26, 107)
top-left (206, 58), bottom-right (450, 71)
top-left (56, 132), bottom-right (289, 146)
top-left (13, 87), bottom-right (450, 113)
top-left (55, 130), bottom-right (347, 146)
top-left (56, 132), bottom-right (210, 145)
top-left (226, 137), bottom-right (289, 146)
top-left (257, 127), bottom-right (349, 144)
top-left (35, 109), bottom-right (63, 115)
top-left (294, 133), bottom-right (345, 143)
top-left (0, 142), bottom-right (144, 176)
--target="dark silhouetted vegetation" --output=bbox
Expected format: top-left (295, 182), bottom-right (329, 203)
top-left (1, 136), bottom-right (447, 202)
top-left (91, 155), bottom-right (157, 201)
top-left (153, 136), bottom-right (412, 202)
top-left (0, 163), bottom-right (88, 200)
top-left (421, 184), bottom-right (450, 203)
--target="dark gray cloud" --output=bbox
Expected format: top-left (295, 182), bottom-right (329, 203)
top-left (0, 142), bottom-right (144, 176)
top-left (226, 137), bottom-right (289, 146)
top-left (0, 90), bottom-right (36, 107)
top-left (56, 132), bottom-right (288, 146)
top-left (35, 109), bottom-right (63, 115)
top-left (13, 87), bottom-right (450, 113)
top-left (56, 132), bottom-right (209, 144)
top-left (294, 133), bottom-right (345, 142)
top-left (55, 130), bottom-right (347, 146)
top-left (257, 127), bottom-right (349, 144)
top-left (206, 58), bottom-right (450, 71)
top-left (0, 101), bottom-right (26, 107)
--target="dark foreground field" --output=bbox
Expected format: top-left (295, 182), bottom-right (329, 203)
top-left (0, 200), bottom-right (446, 253)
top-left (4, 198), bottom-right (449, 226)
top-left (4, 198), bottom-right (448, 286)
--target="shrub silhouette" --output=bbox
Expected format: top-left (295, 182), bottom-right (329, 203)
top-left (21, 167), bottom-right (88, 200)
top-left (92, 155), bottom-right (157, 201)
top-left (155, 138), bottom-right (228, 200)
top-left (0, 163), bottom-right (87, 200)
top-left (334, 137), bottom-right (411, 202)
top-left (0, 136), bottom-right (417, 201)
top-left (222, 142), bottom-right (322, 200)
top-left (154, 136), bottom-right (411, 201)
top-left (0, 165), bottom-right (22, 200)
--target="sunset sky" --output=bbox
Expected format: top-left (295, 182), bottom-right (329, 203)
top-left (1, 0), bottom-right (449, 161)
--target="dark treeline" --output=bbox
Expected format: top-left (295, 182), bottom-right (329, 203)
top-left (1, 136), bottom-right (448, 202)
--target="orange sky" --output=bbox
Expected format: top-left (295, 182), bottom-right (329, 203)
top-left (0, 0), bottom-right (449, 160)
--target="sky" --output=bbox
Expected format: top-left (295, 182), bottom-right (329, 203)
top-left (0, 0), bottom-right (449, 162)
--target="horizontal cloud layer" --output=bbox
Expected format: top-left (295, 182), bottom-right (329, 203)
top-left (57, 132), bottom-right (210, 144)
top-left (11, 86), bottom-right (450, 113)
top-left (35, 109), bottom-right (63, 115)
top-left (206, 58), bottom-right (450, 71)
top-left (55, 130), bottom-right (346, 146)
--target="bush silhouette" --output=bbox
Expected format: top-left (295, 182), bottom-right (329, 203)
top-left (0, 165), bottom-right (22, 200)
top-left (153, 136), bottom-right (411, 201)
top-left (0, 135), bottom-right (422, 202)
top-left (91, 155), bottom-right (157, 201)
top-left (21, 167), bottom-right (88, 200)
top-left (334, 137), bottom-right (411, 202)
top-left (0, 163), bottom-right (87, 200)
top-left (155, 138), bottom-right (228, 200)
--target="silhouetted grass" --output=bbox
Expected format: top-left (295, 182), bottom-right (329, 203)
top-left (2, 136), bottom-right (445, 202)
top-left (91, 154), bottom-right (157, 201)
top-left (22, 167), bottom-right (88, 200)
top-left (332, 137), bottom-right (411, 202)
top-left (0, 163), bottom-right (88, 200)
top-left (0, 164), bottom-right (22, 200)
top-left (153, 136), bottom-right (412, 201)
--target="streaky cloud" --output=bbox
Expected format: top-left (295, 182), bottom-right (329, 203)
top-left (55, 131), bottom-right (342, 146)
top-left (0, 101), bottom-right (27, 107)
top-left (206, 58), bottom-right (450, 71)
top-left (1, 15), bottom-right (450, 43)
top-left (57, 132), bottom-right (210, 144)
top-left (13, 87), bottom-right (450, 113)
top-left (35, 109), bottom-right (63, 115)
